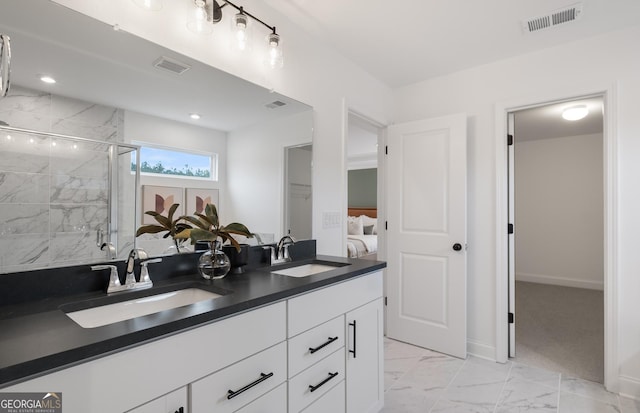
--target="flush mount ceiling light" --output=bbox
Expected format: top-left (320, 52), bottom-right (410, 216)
top-left (562, 105), bottom-right (589, 121)
top-left (40, 75), bottom-right (56, 84)
top-left (132, 0), bottom-right (164, 11)
top-left (185, 0), bottom-right (283, 68)
top-left (190, 113), bottom-right (201, 120)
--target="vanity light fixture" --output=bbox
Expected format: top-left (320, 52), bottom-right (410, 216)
top-left (40, 75), bottom-right (56, 84)
top-left (190, 113), bottom-right (201, 120)
top-left (562, 105), bottom-right (588, 121)
top-left (186, 0), bottom-right (283, 68)
top-left (132, 0), bottom-right (164, 11)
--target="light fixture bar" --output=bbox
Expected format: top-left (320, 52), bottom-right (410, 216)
top-left (221, 0), bottom-right (277, 34)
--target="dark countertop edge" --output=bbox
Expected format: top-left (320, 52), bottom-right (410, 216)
top-left (0, 258), bottom-right (385, 388)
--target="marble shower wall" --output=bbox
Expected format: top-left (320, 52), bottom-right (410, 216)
top-left (0, 85), bottom-right (125, 273)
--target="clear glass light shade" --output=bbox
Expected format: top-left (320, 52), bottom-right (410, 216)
top-left (187, 0), bottom-right (213, 35)
top-left (562, 105), bottom-right (589, 121)
top-left (132, 0), bottom-right (164, 11)
top-left (232, 13), bottom-right (251, 51)
top-left (265, 33), bottom-right (283, 69)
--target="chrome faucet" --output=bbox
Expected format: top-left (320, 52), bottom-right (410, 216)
top-left (92, 249), bottom-right (163, 294)
top-left (267, 235), bottom-right (296, 264)
top-left (100, 242), bottom-right (117, 260)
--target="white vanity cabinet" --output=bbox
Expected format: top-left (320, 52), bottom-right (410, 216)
top-left (287, 271), bottom-right (384, 413)
top-left (126, 387), bottom-right (187, 413)
top-left (3, 270), bottom-right (383, 413)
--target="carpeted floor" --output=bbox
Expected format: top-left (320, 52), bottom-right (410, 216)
top-left (512, 281), bottom-right (604, 383)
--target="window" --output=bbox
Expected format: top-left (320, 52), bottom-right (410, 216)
top-left (131, 144), bottom-right (217, 181)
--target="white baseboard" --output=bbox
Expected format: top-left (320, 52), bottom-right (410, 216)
top-left (467, 340), bottom-right (496, 361)
top-left (516, 272), bottom-right (604, 291)
top-left (619, 375), bottom-right (640, 400)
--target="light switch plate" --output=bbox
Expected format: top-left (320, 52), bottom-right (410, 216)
top-left (322, 211), bottom-right (341, 229)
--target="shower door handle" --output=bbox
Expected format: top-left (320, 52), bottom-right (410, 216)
top-left (0, 34), bottom-right (11, 97)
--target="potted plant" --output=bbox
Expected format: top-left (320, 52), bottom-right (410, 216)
top-left (176, 203), bottom-right (253, 279)
top-left (135, 203), bottom-right (192, 254)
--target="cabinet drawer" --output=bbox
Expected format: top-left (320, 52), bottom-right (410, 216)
top-left (191, 342), bottom-right (286, 413)
top-left (301, 380), bottom-right (345, 413)
top-left (289, 348), bottom-right (345, 413)
top-left (125, 386), bottom-right (187, 413)
top-left (234, 382), bottom-right (287, 413)
top-left (288, 315), bottom-right (345, 377)
top-left (288, 271), bottom-right (383, 337)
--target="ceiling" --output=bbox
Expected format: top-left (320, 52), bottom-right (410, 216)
top-left (514, 97), bottom-right (603, 142)
top-left (0, 1), bottom-right (310, 132)
top-left (265, 0), bottom-right (640, 87)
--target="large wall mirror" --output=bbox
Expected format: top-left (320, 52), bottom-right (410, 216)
top-left (0, 0), bottom-right (313, 273)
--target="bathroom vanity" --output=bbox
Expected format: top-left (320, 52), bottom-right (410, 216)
top-left (0, 251), bottom-right (385, 413)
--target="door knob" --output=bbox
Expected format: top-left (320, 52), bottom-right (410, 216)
top-left (452, 243), bottom-right (462, 251)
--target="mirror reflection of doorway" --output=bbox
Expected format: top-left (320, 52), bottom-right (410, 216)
top-left (346, 112), bottom-right (382, 260)
top-left (284, 144), bottom-right (312, 240)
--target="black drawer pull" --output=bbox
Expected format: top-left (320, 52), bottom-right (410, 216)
top-left (227, 372), bottom-right (274, 400)
top-left (309, 336), bottom-right (338, 354)
top-left (174, 408), bottom-right (184, 413)
top-left (349, 320), bottom-right (357, 358)
top-left (309, 372), bottom-right (339, 393)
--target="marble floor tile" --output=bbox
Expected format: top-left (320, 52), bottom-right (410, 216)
top-left (436, 381), bottom-right (507, 413)
top-left (560, 376), bottom-right (619, 405)
top-left (495, 378), bottom-right (558, 413)
top-left (384, 337), bottom-right (430, 360)
top-left (619, 396), bottom-right (640, 413)
top-left (558, 392), bottom-right (620, 413)
top-left (382, 382), bottom-right (444, 412)
top-left (509, 362), bottom-right (561, 389)
top-left (385, 356), bottom-right (421, 390)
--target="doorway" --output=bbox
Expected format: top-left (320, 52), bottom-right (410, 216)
top-left (508, 97), bottom-right (605, 382)
top-left (284, 144), bottom-right (312, 240)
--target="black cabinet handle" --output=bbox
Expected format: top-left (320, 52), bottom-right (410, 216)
top-left (309, 336), bottom-right (338, 354)
top-left (227, 372), bottom-right (273, 400)
top-left (174, 408), bottom-right (184, 413)
top-left (349, 320), bottom-right (357, 358)
top-left (308, 372), bottom-right (339, 393)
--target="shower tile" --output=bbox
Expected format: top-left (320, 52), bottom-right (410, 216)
top-left (0, 234), bottom-right (49, 268)
top-left (0, 132), bottom-right (50, 174)
top-left (51, 118), bottom-right (118, 142)
top-left (0, 86), bottom-right (51, 115)
top-left (0, 110), bottom-right (51, 131)
top-left (0, 172), bottom-right (49, 203)
top-left (50, 175), bottom-right (108, 204)
top-left (50, 149), bottom-right (109, 178)
top-left (50, 204), bottom-right (108, 233)
top-left (50, 96), bottom-right (119, 127)
top-left (0, 204), bottom-right (49, 235)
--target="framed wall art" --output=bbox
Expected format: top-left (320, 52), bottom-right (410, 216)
top-left (141, 185), bottom-right (184, 224)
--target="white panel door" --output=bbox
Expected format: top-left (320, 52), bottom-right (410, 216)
top-left (386, 113), bottom-right (467, 358)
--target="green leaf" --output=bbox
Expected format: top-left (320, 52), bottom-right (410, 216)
top-left (136, 224), bottom-right (168, 237)
top-left (223, 223), bottom-right (252, 237)
top-left (166, 203), bottom-right (179, 222)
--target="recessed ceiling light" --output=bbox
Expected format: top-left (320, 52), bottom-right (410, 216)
top-left (190, 113), bottom-right (201, 120)
top-left (562, 105), bottom-right (588, 121)
top-left (40, 76), bottom-right (56, 84)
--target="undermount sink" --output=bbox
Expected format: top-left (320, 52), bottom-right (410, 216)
top-left (271, 263), bottom-right (346, 278)
top-left (65, 288), bottom-right (222, 328)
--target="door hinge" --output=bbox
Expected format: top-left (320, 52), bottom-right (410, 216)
top-left (385, 145), bottom-right (388, 155)
top-left (384, 296), bottom-right (387, 306)
top-left (507, 134), bottom-right (513, 146)
top-left (385, 221), bottom-right (388, 230)
top-left (508, 223), bottom-right (514, 234)
top-left (508, 312), bottom-right (514, 324)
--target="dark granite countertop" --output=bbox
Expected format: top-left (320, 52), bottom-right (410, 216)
top-left (0, 253), bottom-right (385, 388)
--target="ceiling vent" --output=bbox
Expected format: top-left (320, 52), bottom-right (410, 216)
top-left (153, 56), bottom-right (191, 75)
top-left (523, 3), bottom-right (583, 34)
top-left (265, 100), bottom-right (287, 109)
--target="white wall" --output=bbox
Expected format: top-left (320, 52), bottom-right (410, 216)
top-left (53, 0), bottom-right (393, 256)
top-left (226, 111), bottom-right (312, 241)
top-left (515, 133), bottom-right (603, 290)
top-left (124, 110), bottom-right (227, 255)
top-left (393, 25), bottom-right (640, 395)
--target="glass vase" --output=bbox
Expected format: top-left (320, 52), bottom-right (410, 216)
top-left (198, 241), bottom-right (231, 280)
